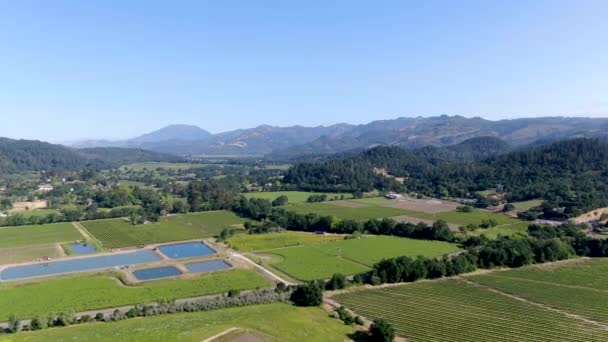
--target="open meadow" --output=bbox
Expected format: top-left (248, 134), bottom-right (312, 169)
top-left (0, 269), bottom-right (269, 320)
top-left (242, 191), bottom-right (352, 204)
top-left (283, 202), bottom-right (414, 221)
top-left (82, 211), bottom-right (244, 248)
top-left (227, 231), bottom-right (344, 251)
top-left (260, 235), bottom-right (461, 280)
top-left (11, 303), bottom-right (354, 342)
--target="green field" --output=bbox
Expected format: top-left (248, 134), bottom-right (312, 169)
top-left (82, 211), bottom-right (245, 248)
top-left (0, 244), bottom-right (63, 265)
top-left (512, 199), bottom-right (544, 211)
top-left (11, 303), bottom-right (354, 342)
top-left (284, 202), bottom-right (414, 221)
top-left (262, 236), bottom-right (461, 280)
top-left (408, 209), bottom-right (519, 226)
top-left (121, 162), bottom-right (203, 171)
top-left (468, 259), bottom-right (608, 324)
top-left (0, 223), bottom-right (82, 248)
top-left (335, 278), bottom-right (608, 341)
top-left (469, 221), bottom-right (530, 239)
top-left (117, 180), bottom-right (147, 188)
top-left (242, 191), bottom-right (352, 204)
top-left (0, 269), bottom-right (269, 320)
top-left (227, 231), bottom-right (344, 251)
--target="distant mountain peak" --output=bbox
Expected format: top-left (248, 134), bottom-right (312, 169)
top-left (130, 124), bottom-right (212, 144)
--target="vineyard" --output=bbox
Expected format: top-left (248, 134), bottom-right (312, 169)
top-left (334, 279), bottom-right (608, 341)
top-left (227, 231), bottom-right (343, 251)
top-left (82, 211), bottom-right (244, 248)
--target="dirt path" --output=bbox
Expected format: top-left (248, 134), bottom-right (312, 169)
top-left (460, 277), bottom-right (608, 331)
top-left (229, 251), bottom-right (295, 285)
top-left (72, 222), bottom-right (93, 241)
top-left (201, 327), bottom-right (241, 342)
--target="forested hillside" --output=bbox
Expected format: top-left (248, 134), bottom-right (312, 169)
top-left (284, 138), bottom-right (608, 217)
top-left (0, 138), bottom-right (181, 173)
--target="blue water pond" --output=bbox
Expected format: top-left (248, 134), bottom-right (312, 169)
top-left (70, 243), bottom-right (96, 255)
top-left (158, 242), bottom-right (215, 259)
top-left (0, 250), bottom-right (161, 281)
top-left (132, 266), bottom-right (182, 280)
top-left (186, 260), bottom-right (231, 273)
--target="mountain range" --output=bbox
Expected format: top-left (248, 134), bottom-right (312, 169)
top-left (69, 116), bottom-right (608, 158)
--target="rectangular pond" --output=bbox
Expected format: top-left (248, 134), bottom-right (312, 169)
top-left (132, 266), bottom-right (182, 280)
top-left (70, 242), bottom-right (97, 255)
top-left (158, 242), bottom-right (215, 259)
top-left (0, 250), bottom-right (161, 281)
top-left (185, 260), bottom-right (231, 273)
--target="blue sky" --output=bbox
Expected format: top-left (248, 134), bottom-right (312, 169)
top-left (1, 1), bottom-right (607, 142)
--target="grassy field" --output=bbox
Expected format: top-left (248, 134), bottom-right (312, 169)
top-left (82, 211), bottom-right (245, 248)
top-left (469, 222), bottom-right (530, 239)
top-left (512, 199), bottom-right (543, 211)
top-left (262, 236), bottom-right (461, 280)
top-left (335, 278), bottom-right (608, 341)
top-left (284, 202), bottom-right (415, 221)
top-left (0, 223), bottom-right (82, 248)
top-left (242, 191), bottom-right (352, 204)
top-left (117, 180), bottom-right (147, 188)
top-left (0, 244), bottom-right (63, 265)
top-left (468, 259), bottom-right (608, 324)
top-left (227, 231), bottom-right (344, 251)
top-left (0, 269), bottom-right (269, 320)
top-left (408, 209), bottom-right (520, 226)
top-left (11, 303), bottom-right (354, 342)
top-left (121, 162), bottom-right (204, 171)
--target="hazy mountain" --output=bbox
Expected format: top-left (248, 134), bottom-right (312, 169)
top-left (0, 138), bottom-right (182, 173)
top-left (69, 116), bottom-right (608, 157)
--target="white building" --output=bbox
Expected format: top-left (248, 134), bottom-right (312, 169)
top-left (384, 193), bottom-right (403, 200)
top-left (38, 184), bottom-right (54, 192)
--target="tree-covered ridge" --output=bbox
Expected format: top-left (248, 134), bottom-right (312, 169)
top-left (0, 138), bottom-right (182, 173)
top-left (284, 138), bottom-right (608, 217)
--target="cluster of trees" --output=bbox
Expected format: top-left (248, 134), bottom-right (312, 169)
top-left (284, 138), bottom-right (608, 218)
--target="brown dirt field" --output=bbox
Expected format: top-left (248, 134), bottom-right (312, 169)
top-left (387, 198), bottom-right (460, 213)
top-left (327, 200), bottom-right (370, 208)
top-left (573, 207), bottom-right (608, 224)
top-left (11, 200), bottom-right (48, 211)
top-left (391, 215), bottom-right (461, 231)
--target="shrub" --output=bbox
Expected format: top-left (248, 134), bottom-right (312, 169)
top-left (326, 273), bottom-right (347, 290)
top-left (291, 282), bottom-right (323, 306)
top-left (370, 319), bottom-right (395, 342)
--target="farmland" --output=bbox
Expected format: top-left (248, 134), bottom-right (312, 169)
top-left (121, 162), bottom-right (203, 171)
top-left (261, 236), bottom-right (461, 280)
top-left (0, 223), bottom-right (82, 248)
top-left (407, 208), bottom-right (519, 226)
top-left (0, 269), bottom-right (270, 320)
top-left (11, 303), bottom-right (354, 342)
top-left (335, 278), bottom-right (608, 341)
top-left (227, 231), bottom-right (344, 251)
top-left (242, 191), bottom-right (352, 204)
top-left (468, 259), bottom-right (608, 324)
top-left (512, 199), bottom-right (543, 211)
top-left (0, 244), bottom-right (63, 265)
top-left (82, 211), bottom-right (244, 248)
top-left (284, 202), bottom-right (415, 220)
top-left (468, 221), bottom-right (530, 239)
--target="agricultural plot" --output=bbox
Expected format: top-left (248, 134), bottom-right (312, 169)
top-left (0, 223), bottom-right (82, 248)
top-left (351, 197), bottom-right (460, 213)
top-left (82, 211), bottom-right (244, 249)
top-left (468, 259), bottom-right (608, 324)
top-left (284, 202), bottom-right (415, 221)
top-left (0, 269), bottom-right (269, 320)
top-left (11, 303), bottom-right (354, 342)
top-left (242, 191), bottom-right (352, 204)
top-left (469, 221), bottom-right (530, 239)
top-left (261, 236), bottom-right (461, 280)
top-left (0, 244), bottom-right (63, 265)
top-left (512, 199), bottom-right (543, 211)
top-left (227, 231), bottom-right (343, 251)
top-left (121, 162), bottom-right (203, 171)
top-left (335, 279), bottom-right (608, 341)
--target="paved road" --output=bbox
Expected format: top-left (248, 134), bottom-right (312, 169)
top-left (229, 251), bottom-right (296, 286)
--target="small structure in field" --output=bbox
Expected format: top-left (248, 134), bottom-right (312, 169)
top-left (37, 184), bottom-right (54, 192)
top-left (384, 193), bottom-right (403, 200)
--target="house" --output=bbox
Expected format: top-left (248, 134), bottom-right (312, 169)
top-left (37, 184), bottom-right (54, 192)
top-left (384, 193), bottom-right (403, 200)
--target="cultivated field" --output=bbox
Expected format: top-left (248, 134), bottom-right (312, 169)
top-left (0, 223), bottom-right (82, 248)
top-left (11, 303), bottom-right (354, 342)
top-left (511, 199), bottom-right (543, 211)
top-left (467, 258), bottom-right (608, 324)
top-left (351, 197), bottom-right (460, 213)
top-left (242, 191), bottom-right (352, 204)
top-left (121, 162), bottom-right (203, 171)
top-left (335, 278), bottom-right (608, 341)
top-left (408, 208), bottom-right (519, 226)
top-left (227, 231), bottom-right (344, 251)
top-left (0, 269), bottom-right (269, 320)
top-left (82, 211), bottom-right (244, 248)
top-left (0, 244), bottom-right (63, 265)
top-left (284, 202), bottom-right (414, 221)
top-left (468, 222), bottom-right (530, 239)
top-left (261, 236), bottom-right (461, 280)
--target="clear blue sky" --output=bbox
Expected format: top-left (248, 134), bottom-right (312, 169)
top-left (1, 0), bottom-right (607, 142)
